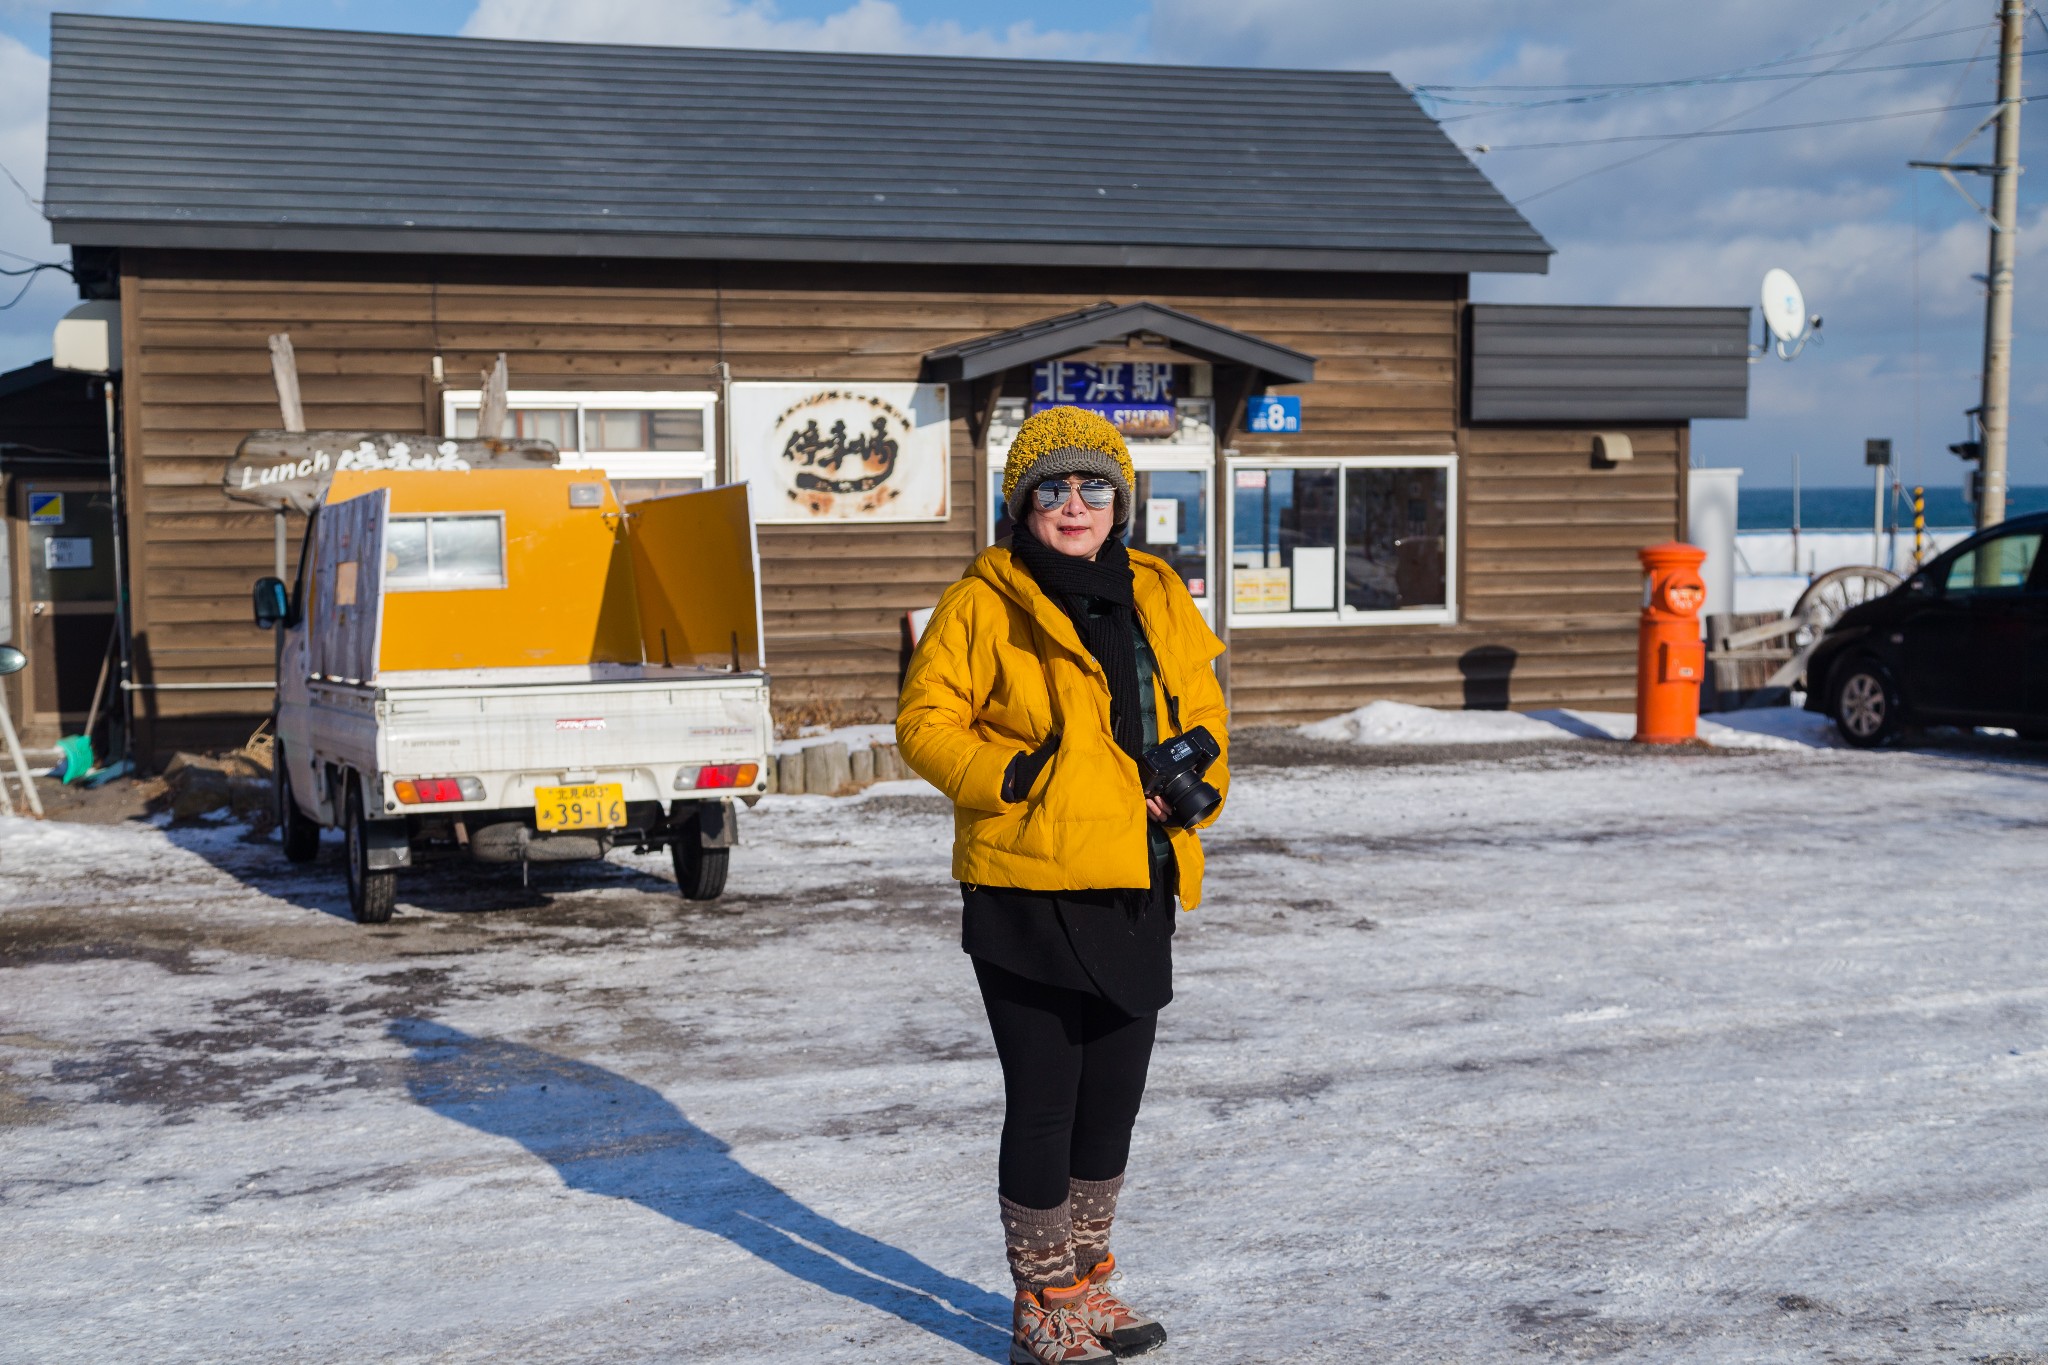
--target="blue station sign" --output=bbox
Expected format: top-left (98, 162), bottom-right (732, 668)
top-left (1246, 396), bottom-right (1301, 433)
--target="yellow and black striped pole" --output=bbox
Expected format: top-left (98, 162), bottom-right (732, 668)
top-left (1912, 486), bottom-right (1927, 567)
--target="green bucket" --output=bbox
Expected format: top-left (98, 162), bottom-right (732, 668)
top-left (55, 734), bottom-right (95, 785)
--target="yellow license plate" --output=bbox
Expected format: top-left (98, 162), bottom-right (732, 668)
top-left (534, 783), bottom-right (626, 831)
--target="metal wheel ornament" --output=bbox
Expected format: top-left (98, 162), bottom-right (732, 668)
top-left (1793, 565), bottom-right (1903, 644)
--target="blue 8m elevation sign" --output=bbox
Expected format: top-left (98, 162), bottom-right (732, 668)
top-left (1246, 396), bottom-right (1301, 432)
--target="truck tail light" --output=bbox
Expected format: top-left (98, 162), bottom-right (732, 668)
top-left (676, 763), bottom-right (758, 790)
top-left (395, 776), bottom-right (486, 804)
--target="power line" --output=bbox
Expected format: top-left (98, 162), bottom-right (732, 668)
top-left (0, 262), bottom-right (71, 311)
top-left (1510, 0), bottom-right (1961, 207)
top-left (1415, 0), bottom-right (1916, 124)
top-left (1434, 48), bottom-right (2028, 121)
top-left (0, 160), bottom-right (42, 211)
top-left (1417, 20), bottom-right (1988, 94)
top-left (1470, 96), bottom-right (2014, 151)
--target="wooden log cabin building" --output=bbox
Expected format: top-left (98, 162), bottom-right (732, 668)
top-left (35, 15), bottom-right (1748, 761)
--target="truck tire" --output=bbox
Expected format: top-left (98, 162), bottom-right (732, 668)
top-left (672, 842), bottom-right (729, 901)
top-left (274, 739), bottom-right (321, 864)
top-left (1832, 658), bottom-right (1902, 748)
top-left (345, 778), bottom-right (398, 924)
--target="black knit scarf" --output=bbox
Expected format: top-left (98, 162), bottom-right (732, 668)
top-left (1010, 518), bottom-right (1144, 762)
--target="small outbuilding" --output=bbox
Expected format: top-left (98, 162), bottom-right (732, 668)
top-left (0, 358), bottom-right (117, 748)
top-left (38, 15), bottom-right (1747, 759)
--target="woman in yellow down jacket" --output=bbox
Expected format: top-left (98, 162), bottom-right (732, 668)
top-left (898, 405), bottom-right (1228, 1365)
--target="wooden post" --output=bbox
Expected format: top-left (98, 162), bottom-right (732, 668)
top-left (478, 353), bottom-right (510, 440)
top-left (1209, 364), bottom-right (1258, 708)
top-left (267, 334), bottom-right (305, 433)
top-left (267, 333), bottom-right (305, 581)
top-left (0, 689), bottom-right (43, 818)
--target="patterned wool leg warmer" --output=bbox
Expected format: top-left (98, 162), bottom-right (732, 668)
top-left (1000, 1195), bottom-right (1076, 1294)
top-left (1068, 1173), bottom-right (1124, 1279)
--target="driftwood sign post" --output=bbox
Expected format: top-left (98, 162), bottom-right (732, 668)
top-left (267, 333), bottom-right (306, 578)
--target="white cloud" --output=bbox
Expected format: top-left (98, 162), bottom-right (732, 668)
top-left (461, 0), bottom-right (1138, 59)
top-left (1143, 0), bottom-right (2038, 486)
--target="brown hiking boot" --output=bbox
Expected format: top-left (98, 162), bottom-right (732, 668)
top-left (1073, 1253), bottom-right (1168, 1357)
top-left (1011, 1283), bottom-right (1114, 1364)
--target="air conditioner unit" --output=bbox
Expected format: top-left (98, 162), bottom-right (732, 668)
top-left (53, 301), bottom-right (121, 375)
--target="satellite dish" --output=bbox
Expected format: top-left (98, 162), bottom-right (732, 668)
top-left (1761, 268), bottom-right (1807, 343)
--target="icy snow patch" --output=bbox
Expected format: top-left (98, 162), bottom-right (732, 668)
top-left (1295, 700), bottom-right (1565, 745)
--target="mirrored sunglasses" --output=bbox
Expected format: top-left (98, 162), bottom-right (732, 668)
top-left (1032, 478), bottom-right (1118, 511)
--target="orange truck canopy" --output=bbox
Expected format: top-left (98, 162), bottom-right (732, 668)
top-left (308, 468), bottom-right (761, 682)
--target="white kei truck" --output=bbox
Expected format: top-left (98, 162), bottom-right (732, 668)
top-left (249, 464), bottom-right (772, 923)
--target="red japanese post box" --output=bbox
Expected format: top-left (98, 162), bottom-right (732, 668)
top-left (1635, 542), bottom-right (1708, 744)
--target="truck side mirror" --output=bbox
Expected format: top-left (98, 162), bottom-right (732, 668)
top-left (0, 644), bottom-right (24, 676)
top-left (253, 576), bottom-right (290, 629)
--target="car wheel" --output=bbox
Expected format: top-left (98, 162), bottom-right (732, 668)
top-left (275, 738), bottom-right (321, 864)
top-left (1833, 660), bottom-right (1902, 748)
top-left (345, 777), bottom-right (398, 924)
top-left (672, 841), bottom-right (729, 901)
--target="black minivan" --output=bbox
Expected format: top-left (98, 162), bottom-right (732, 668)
top-left (1805, 510), bottom-right (2048, 746)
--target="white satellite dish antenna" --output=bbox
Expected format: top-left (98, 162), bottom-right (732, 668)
top-left (1755, 267), bottom-right (1819, 360)
top-left (1761, 268), bottom-right (1806, 341)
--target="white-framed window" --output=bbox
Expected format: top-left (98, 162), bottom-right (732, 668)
top-left (986, 395), bottom-right (1218, 621)
top-left (386, 513), bottom-right (507, 592)
top-left (441, 390), bottom-right (717, 505)
top-left (1226, 455), bottom-right (1456, 628)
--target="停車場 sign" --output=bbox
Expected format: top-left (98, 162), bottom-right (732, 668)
top-left (1246, 396), bottom-right (1301, 433)
top-left (731, 382), bottom-right (951, 524)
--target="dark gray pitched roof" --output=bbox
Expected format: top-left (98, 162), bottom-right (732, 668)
top-left (43, 14), bottom-right (1552, 275)
top-left (923, 302), bottom-right (1317, 384)
top-left (1469, 305), bottom-right (1751, 422)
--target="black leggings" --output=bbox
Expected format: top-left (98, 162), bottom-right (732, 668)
top-left (974, 957), bottom-right (1159, 1210)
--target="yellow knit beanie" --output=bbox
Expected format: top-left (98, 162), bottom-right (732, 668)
top-left (1001, 405), bottom-right (1136, 527)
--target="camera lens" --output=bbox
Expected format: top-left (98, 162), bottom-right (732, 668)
top-left (1158, 771), bottom-right (1222, 830)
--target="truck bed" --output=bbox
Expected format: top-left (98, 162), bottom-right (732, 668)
top-left (305, 666), bottom-right (771, 814)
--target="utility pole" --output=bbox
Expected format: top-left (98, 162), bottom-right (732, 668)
top-left (1978, 0), bottom-right (2025, 528)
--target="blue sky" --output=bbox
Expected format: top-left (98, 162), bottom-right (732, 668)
top-left (0, 0), bottom-right (2039, 489)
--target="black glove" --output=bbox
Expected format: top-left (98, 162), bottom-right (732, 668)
top-left (1001, 732), bottom-right (1061, 803)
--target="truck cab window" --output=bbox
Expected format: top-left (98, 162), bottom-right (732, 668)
top-left (385, 515), bottom-right (506, 591)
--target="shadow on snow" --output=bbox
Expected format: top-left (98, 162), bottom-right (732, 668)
top-left (389, 1018), bottom-right (1010, 1358)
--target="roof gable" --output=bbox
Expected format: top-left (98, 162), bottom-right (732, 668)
top-left (43, 14), bottom-right (1552, 275)
top-left (923, 301), bottom-right (1316, 385)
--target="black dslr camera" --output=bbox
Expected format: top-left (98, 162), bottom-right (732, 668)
top-left (1138, 725), bottom-right (1223, 830)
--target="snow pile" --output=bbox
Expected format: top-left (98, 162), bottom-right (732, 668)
top-left (1296, 700), bottom-right (1566, 745)
top-left (1543, 707), bottom-right (1845, 751)
top-left (1298, 700), bottom-right (1846, 752)
top-left (771, 724), bottom-right (898, 758)
top-left (1699, 706), bottom-right (1845, 750)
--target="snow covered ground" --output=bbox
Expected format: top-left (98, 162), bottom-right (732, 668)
top-left (3, 729), bottom-right (2046, 1363)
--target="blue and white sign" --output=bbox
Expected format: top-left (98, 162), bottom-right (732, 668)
top-left (1246, 396), bottom-right (1301, 433)
top-left (1033, 362), bottom-right (1177, 405)
top-left (1030, 401), bottom-right (1178, 439)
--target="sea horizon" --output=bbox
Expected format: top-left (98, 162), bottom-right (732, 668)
top-left (1735, 484), bottom-right (2048, 531)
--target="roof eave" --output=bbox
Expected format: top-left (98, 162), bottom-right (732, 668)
top-left (50, 220), bottom-right (1553, 277)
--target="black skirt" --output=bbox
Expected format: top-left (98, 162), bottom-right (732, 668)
top-left (961, 851), bottom-right (1177, 1016)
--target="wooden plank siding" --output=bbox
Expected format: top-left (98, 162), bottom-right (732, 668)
top-left (115, 250), bottom-right (1676, 752)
